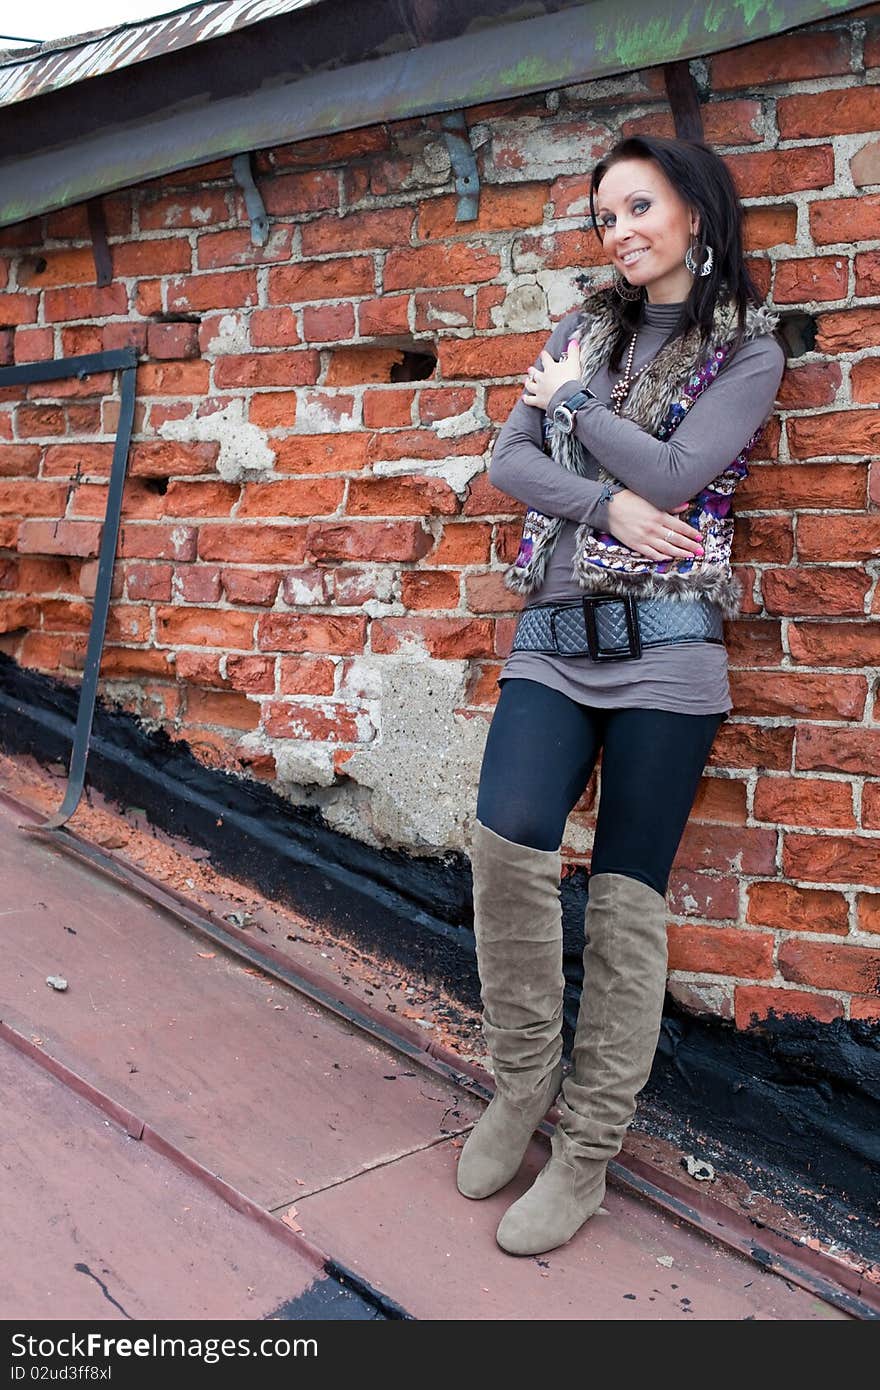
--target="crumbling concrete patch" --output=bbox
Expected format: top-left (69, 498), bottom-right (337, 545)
top-left (158, 399), bottom-right (274, 481)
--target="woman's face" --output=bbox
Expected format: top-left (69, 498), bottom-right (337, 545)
top-left (593, 157), bottom-right (700, 305)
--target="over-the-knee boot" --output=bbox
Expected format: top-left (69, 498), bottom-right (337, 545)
top-left (495, 870), bottom-right (668, 1254)
top-left (456, 818), bottom-right (565, 1200)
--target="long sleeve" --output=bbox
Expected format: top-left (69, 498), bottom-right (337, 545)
top-left (545, 332), bottom-right (787, 510)
top-left (488, 312), bottom-right (616, 530)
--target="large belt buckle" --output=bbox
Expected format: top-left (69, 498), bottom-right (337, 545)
top-left (582, 594), bottom-right (642, 661)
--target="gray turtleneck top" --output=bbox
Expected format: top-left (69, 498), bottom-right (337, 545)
top-left (489, 298), bottom-right (786, 715)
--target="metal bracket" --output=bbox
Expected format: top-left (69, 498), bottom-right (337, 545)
top-left (232, 152), bottom-right (270, 246)
top-left (87, 197), bottom-right (113, 287)
top-left (0, 348), bottom-right (138, 831)
top-left (440, 111), bottom-right (480, 223)
top-left (663, 61), bottom-right (705, 142)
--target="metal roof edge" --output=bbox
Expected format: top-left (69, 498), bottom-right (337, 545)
top-left (0, 0), bottom-right (867, 229)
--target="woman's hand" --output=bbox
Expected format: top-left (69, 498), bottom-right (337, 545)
top-left (606, 490), bottom-right (705, 561)
top-left (522, 339), bottom-right (581, 409)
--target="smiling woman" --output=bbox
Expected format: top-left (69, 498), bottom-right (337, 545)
top-left (461, 133), bottom-right (787, 1259)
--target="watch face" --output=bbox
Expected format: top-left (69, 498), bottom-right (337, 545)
top-left (553, 405), bottom-right (574, 433)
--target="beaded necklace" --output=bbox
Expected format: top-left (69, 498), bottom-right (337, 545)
top-left (608, 332), bottom-right (648, 415)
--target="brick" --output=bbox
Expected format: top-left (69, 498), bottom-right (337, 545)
top-left (162, 481), bottom-right (239, 517)
top-left (17, 520), bottom-right (102, 556)
top-left (186, 688), bottom-right (260, 730)
top-left (17, 248), bottom-right (96, 289)
top-left (346, 468), bottom-right (461, 518)
top-left (779, 936), bottom-right (880, 993)
top-left (43, 285), bottom-right (128, 322)
top-left (724, 618), bottom-right (784, 668)
top-left (362, 389), bottom-right (415, 429)
top-left (302, 303), bottom-right (356, 342)
top-left (851, 998), bottom-right (880, 1021)
top-left (463, 570), bottom-right (519, 614)
top-left (0, 596), bottom-right (40, 632)
top-left (815, 307), bottom-right (880, 352)
top-left (147, 322), bottom-right (200, 359)
top-left (384, 244), bottom-right (501, 291)
top-left (675, 824), bottom-right (777, 876)
top-left (788, 621), bottom-right (880, 667)
top-left (271, 434), bottom-right (370, 474)
top-left (754, 774), bottom-right (854, 829)
top-left (773, 255), bottom-right (847, 304)
top-left (710, 29), bottom-right (852, 88)
top-left (789, 409), bottom-right (880, 458)
top-left (486, 384), bottom-right (523, 422)
top-left (418, 387), bottom-right (476, 424)
top-left (124, 563), bottom-right (173, 601)
top-left (175, 565), bottom-right (222, 603)
top-left (279, 566), bottom-right (330, 606)
top-left (118, 523), bottom-right (197, 561)
top-left (414, 289), bottom-right (474, 332)
top-left (213, 351), bottom-right (320, 389)
top-left (418, 185), bottom-right (549, 241)
top-left (301, 207), bottom-right (414, 256)
top-left (852, 356), bottom-right (880, 406)
top-left (258, 169), bottom-right (340, 216)
top-left (130, 442), bottom-right (219, 477)
top-left (730, 669), bottom-right (865, 720)
top-left (167, 271), bottom-right (259, 313)
top-left (196, 226), bottom-right (293, 269)
top-left (112, 240), bottom-right (192, 278)
top-left (0, 445), bottom-right (40, 477)
top-left (742, 205), bottom-right (797, 250)
top-left (155, 605), bottom-right (254, 649)
top-left (861, 782), bottom-right (880, 830)
top-left (400, 570), bottom-right (460, 609)
top-left (811, 194), bottom-right (880, 247)
top-left (14, 406), bottom-right (64, 439)
top-left (257, 612), bottom-right (366, 654)
top-left (797, 514), bottom-right (880, 563)
top-left (431, 521), bottom-right (491, 565)
top-left (13, 328), bottom-right (54, 363)
top-left (296, 391), bottom-right (357, 432)
top-left (198, 523), bottom-right (308, 564)
top-left (855, 250), bottom-right (880, 297)
top-left (262, 699), bottom-right (372, 743)
top-left (796, 724), bottom-right (880, 776)
top-left (666, 924), bottom-right (775, 979)
top-left (366, 429), bottom-right (488, 465)
top-left (731, 516), bottom-right (793, 564)
top-left (305, 520), bottom-right (432, 563)
top-left (277, 657), bottom-right (336, 696)
top-left (511, 228), bottom-right (603, 274)
top-left (739, 463), bottom-right (866, 510)
top-left (238, 478), bottom-right (343, 517)
top-left (734, 985), bottom-right (843, 1030)
top-left (747, 880), bottom-right (849, 935)
top-left (357, 295), bottom-right (411, 338)
top-left (727, 147), bottom-right (835, 199)
top-left (474, 286), bottom-right (509, 329)
top-left (370, 616), bottom-right (493, 659)
top-left (761, 568), bottom-right (869, 617)
top-left (136, 361), bottom-right (210, 395)
top-left (247, 392), bottom-right (298, 429)
top-left (325, 346), bottom-right (407, 386)
top-left (783, 832), bottom-right (880, 888)
top-left (851, 139), bottom-right (880, 188)
top-left (857, 893), bottom-right (880, 935)
top-left (268, 257), bottom-right (374, 303)
top-left (103, 322), bottom-right (148, 354)
top-left (776, 362), bottom-right (841, 410)
top-left (139, 190), bottom-right (231, 230)
top-left (778, 87), bottom-right (880, 139)
top-left (624, 100), bottom-right (763, 147)
top-left (262, 127), bottom-right (388, 170)
top-left (440, 331), bottom-right (550, 380)
top-left (250, 307), bottom-right (300, 348)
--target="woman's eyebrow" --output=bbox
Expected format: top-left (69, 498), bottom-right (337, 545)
top-left (596, 189), bottom-right (653, 213)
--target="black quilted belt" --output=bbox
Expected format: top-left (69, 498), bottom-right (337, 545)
top-left (510, 594), bottom-right (724, 662)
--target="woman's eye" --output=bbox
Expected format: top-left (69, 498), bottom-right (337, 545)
top-left (599, 200), bottom-right (650, 228)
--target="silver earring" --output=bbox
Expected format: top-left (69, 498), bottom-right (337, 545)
top-left (611, 270), bottom-right (643, 301)
top-left (685, 236), bottom-right (714, 277)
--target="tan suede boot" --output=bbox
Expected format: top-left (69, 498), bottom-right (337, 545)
top-left (456, 818), bottom-right (565, 1200)
top-left (496, 870), bottom-right (668, 1254)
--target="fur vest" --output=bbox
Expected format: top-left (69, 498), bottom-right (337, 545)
top-left (503, 287), bottom-right (780, 619)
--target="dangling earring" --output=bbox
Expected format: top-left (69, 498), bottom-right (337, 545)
top-left (611, 270), bottom-right (643, 302)
top-left (685, 234), bottom-right (714, 277)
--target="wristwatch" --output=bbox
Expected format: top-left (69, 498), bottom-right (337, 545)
top-left (552, 388), bottom-right (598, 434)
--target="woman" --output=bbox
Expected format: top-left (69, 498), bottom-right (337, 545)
top-left (457, 134), bottom-right (786, 1256)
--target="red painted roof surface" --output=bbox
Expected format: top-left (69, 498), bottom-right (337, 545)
top-left (0, 790), bottom-right (853, 1320)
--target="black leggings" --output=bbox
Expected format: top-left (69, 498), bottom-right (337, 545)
top-left (475, 678), bottom-right (726, 897)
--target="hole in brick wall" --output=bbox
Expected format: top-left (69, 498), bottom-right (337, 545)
top-left (390, 350), bottom-right (437, 383)
top-left (325, 340), bottom-right (437, 387)
top-left (142, 477), bottom-right (169, 495)
top-left (149, 312), bottom-right (202, 325)
top-left (775, 310), bottom-right (816, 360)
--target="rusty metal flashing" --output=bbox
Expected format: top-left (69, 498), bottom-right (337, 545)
top-left (0, 0), bottom-right (867, 229)
top-left (232, 152), bottom-right (270, 245)
top-left (663, 60), bottom-right (705, 142)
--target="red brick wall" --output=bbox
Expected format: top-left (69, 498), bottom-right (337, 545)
top-left (1, 4), bottom-right (879, 1028)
